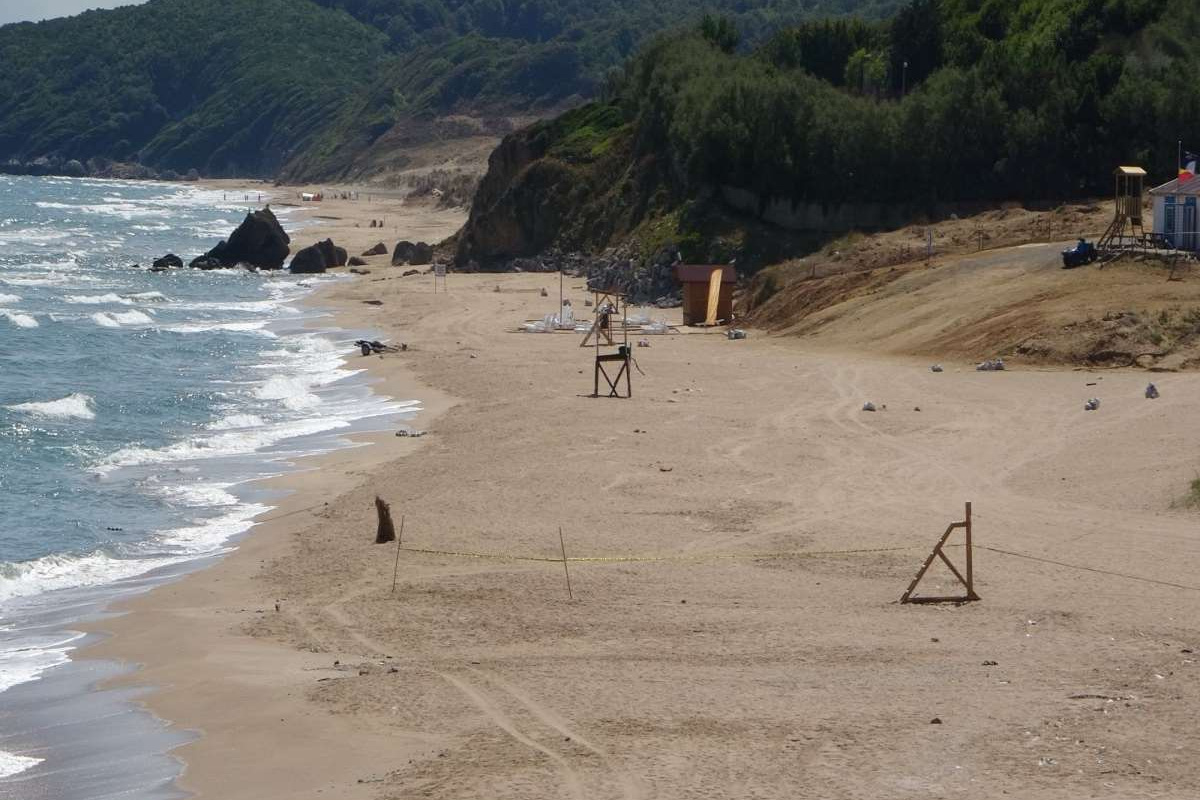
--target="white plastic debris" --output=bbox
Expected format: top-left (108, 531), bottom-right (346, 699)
top-left (862, 402), bottom-right (877, 412)
top-left (727, 329), bottom-right (747, 340)
top-left (1146, 383), bottom-right (1160, 399)
top-left (637, 338), bottom-right (651, 348)
top-left (1084, 398), bottom-right (1101, 411)
top-left (931, 364), bottom-right (944, 373)
top-left (976, 359), bottom-right (1006, 371)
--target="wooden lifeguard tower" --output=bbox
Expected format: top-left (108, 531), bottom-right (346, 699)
top-left (583, 288), bottom-right (633, 398)
top-left (1098, 166), bottom-right (1148, 253)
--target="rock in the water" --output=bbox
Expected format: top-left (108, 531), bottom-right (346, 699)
top-left (188, 255), bottom-right (224, 270)
top-left (289, 245), bottom-right (328, 274)
top-left (152, 253), bottom-right (183, 270)
top-left (205, 208), bottom-right (290, 270)
top-left (392, 240), bottom-right (433, 266)
top-left (348, 256), bottom-right (368, 267)
top-left (362, 242), bottom-right (388, 257)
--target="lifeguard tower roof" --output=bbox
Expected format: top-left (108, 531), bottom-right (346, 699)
top-left (1116, 166), bottom-right (1148, 176)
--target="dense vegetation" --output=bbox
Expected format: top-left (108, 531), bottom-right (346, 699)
top-left (0, 0), bottom-right (387, 176)
top-left (0, 0), bottom-right (902, 178)
top-left (457, 0), bottom-right (1200, 266)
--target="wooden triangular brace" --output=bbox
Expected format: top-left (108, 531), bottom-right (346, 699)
top-left (900, 502), bottom-right (979, 604)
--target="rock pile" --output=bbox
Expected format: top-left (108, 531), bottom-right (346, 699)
top-left (392, 241), bottom-right (433, 266)
top-left (290, 238), bottom-right (349, 274)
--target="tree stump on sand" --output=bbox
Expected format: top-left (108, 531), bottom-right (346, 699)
top-left (375, 497), bottom-right (396, 544)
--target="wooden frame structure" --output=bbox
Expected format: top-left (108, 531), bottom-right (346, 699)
top-left (900, 502), bottom-right (979, 604)
top-left (1098, 166), bottom-right (1148, 253)
top-left (584, 288), bottom-right (633, 398)
top-left (580, 289), bottom-right (625, 348)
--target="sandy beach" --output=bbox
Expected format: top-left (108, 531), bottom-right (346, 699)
top-left (80, 194), bottom-right (1200, 799)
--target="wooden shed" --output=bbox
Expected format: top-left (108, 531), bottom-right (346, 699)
top-left (675, 264), bottom-right (735, 326)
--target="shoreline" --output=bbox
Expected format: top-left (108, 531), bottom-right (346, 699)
top-left (67, 185), bottom-right (466, 798)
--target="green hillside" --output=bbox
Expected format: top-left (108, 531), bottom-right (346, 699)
top-left (0, 0), bottom-right (903, 179)
top-left (456, 0), bottom-right (1200, 268)
top-left (0, 0), bottom-right (387, 176)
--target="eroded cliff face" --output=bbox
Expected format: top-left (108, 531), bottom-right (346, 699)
top-left (453, 104), bottom-right (651, 270)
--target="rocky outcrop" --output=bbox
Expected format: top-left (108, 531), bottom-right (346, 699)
top-left (362, 242), bottom-right (388, 257)
top-left (188, 255), bottom-right (223, 270)
top-left (205, 207), bottom-right (290, 269)
top-left (289, 238), bottom-right (348, 273)
top-left (152, 253), bottom-right (183, 270)
top-left (392, 241), bottom-right (433, 266)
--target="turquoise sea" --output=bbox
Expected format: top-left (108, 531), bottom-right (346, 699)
top-left (0, 176), bottom-right (413, 798)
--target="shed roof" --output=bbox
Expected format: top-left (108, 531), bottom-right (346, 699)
top-left (675, 264), bottom-right (736, 284)
top-left (1116, 166), bottom-right (1147, 176)
top-left (1149, 176), bottom-right (1200, 197)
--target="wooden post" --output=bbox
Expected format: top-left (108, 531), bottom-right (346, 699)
top-left (390, 515), bottom-right (406, 595)
top-left (375, 496), bottom-right (396, 544)
top-left (559, 526), bottom-right (574, 601)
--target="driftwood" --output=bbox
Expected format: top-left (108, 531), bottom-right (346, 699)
top-left (375, 496), bottom-right (396, 544)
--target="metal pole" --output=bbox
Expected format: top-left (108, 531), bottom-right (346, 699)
top-left (964, 502), bottom-right (974, 599)
top-left (390, 515), bottom-right (406, 594)
top-left (559, 527), bottom-right (574, 600)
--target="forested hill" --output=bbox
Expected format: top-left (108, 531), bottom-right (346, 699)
top-left (0, 0), bottom-right (388, 177)
top-left (456, 0), bottom-right (1200, 269)
top-left (0, 0), bottom-right (903, 180)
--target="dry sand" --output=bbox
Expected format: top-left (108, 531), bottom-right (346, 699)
top-left (83, 200), bottom-right (1200, 799)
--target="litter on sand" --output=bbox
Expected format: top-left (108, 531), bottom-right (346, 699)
top-left (357, 339), bottom-right (405, 355)
top-left (931, 364), bottom-right (944, 373)
top-left (862, 402), bottom-right (877, 412)
top-left (637, 339), bottom-right (651, 348)
top-left (727, 329), bottom-right (747, 340)
top-left (396, 429), bottom-right (427, 438)
top-left (976, 359), bottom-right (1006, 371)
top-left (1084, 398), bottom-right (1101, 411)
top-left (1146, 383), bottom-right (1160, 399)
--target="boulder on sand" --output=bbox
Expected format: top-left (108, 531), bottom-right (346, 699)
top-left (205, 207), bottom-right (290, 269)
top-left (348, 256), bottom-right (368, 267)
top-left (392, 240), bottom-right (433, 266)
top-left (362, 242), bottom-right (388, 257)
top-left (289, 245), bottom-right (328, 274)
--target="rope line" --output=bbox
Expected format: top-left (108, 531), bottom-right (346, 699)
top-left (975, 545), bottom-right (1200, 592)
top-left (397, 544), bottom-right (917, 564)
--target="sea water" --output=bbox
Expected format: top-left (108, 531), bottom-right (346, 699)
top-left (0, 176), bottom-right (414, 798)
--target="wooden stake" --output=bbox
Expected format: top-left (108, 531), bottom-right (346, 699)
top-left (390, 515), bottom-right (406, 595)
top-left (559, 526), bottom-right (573, 601)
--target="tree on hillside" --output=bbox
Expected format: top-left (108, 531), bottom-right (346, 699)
top-left (700, 14), bottom-right (740, 54)
top-left (889, 0), bottom-right (942, 95)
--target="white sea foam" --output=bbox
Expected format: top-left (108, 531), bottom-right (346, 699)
top-left (0, 293), bottom-right (20, 303)
top-left (0, 751), bottom-right (43, 779)
top-left (7, 393), bottom-right (96, 420)
top-left (162, 320), bottom-right (275, 336)
top-left (66, 293), bottom-right (134, 305)
top-left (0, 631), bottom-right (83, 693)
top-left (0, 309), bottom-right (38, 328)
top-left (207, 413), bottom-right (267, 430)
top-left (125, 291), bottom-right (170, 303)
top-left (159, 482), bottom-right (240, 507)
top-left (95, 416), bottom-right (352, 474)
top-left (91, 310), bottom-right (155, 328)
